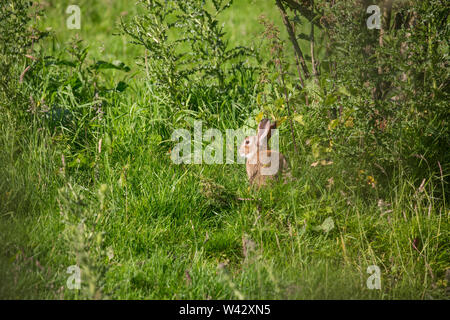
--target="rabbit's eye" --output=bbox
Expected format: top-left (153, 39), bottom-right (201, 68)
top-left (245, 140), bottom-right (250, 144)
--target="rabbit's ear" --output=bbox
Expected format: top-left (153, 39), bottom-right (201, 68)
top-left (257, 118), bottom-right (275, 148)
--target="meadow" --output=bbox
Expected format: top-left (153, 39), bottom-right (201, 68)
top-left (0, 0), bottom-right (448, 299)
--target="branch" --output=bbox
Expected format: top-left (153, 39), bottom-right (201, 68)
top-left (276, 0), bottom-right (310, 79)
top-left (282, 0), bottom-right (322, 28)
top-left (19, 65), bottom-right (31, 83)
top-left (310, 0), bottom-right (318, 81)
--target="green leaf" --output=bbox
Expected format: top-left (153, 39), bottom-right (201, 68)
top-left (328, 119), bottom-right (339, 130)
top-left (324, 94), bottom-right (337, 106)
top-left (115, 81), bottom-right (128, 92)
top-left (256, 93), bottom-right (263, 106)
top-left (66, 75), bottom-right (82, 90)
top-left (45, 59), bottom-right (76, 68)
top-left (274, 98), bottom-right (284, 109)
top-left (91, 60), bottom-right (130, 72)
top-left (312, 142), bottom-right (320, 159)
top-left (297, 33), bottom-right (310, 41)
top-left (337, 86), bottom-right (351, 96)
top-left (293, 114), bottom-right (304, 125)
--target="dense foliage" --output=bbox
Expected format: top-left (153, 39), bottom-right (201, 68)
top-left (0, 0), bottom-right (448, 299)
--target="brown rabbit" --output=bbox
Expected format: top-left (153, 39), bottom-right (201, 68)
top-left (238, 119), bottom-right (289, 188)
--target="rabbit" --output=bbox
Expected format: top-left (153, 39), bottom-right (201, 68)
top-left (238, 118), bottom-right (289, 188)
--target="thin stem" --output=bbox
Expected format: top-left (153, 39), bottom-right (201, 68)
top-left (276, 0), bottom-right (310, 79)
top-left (277, 61), bottom-right (299, 153)
top-left (310, 0), bottom-right (318, 81)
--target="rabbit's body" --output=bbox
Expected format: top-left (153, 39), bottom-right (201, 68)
top-left (246, 149), bottom-right (289, 187)
top-left (239, 119), bottom-right (290, 188)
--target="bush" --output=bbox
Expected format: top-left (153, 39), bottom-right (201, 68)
top-left (264, 0), bottom-right (449, 200)
top-left (120, 0), bottom-right (260, 121)
top-left (0, 0), bottom-right (44, 114)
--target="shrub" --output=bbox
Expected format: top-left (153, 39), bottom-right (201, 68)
top-left (263, 0), bottom-right (449, 199)
top-left (120, 0), bottom-right (260, 116)
top-left (0, 0), bottom-right (45, 114)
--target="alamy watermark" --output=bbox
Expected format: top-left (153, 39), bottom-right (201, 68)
top-left (366, 265), bottom-right (381, 290)
top-left (66, 265), bottom-right (81, 290)
top-left (170, 120), bottom-right (280, 175)
top-left (366, 5), bottom-right (381, 30)
top-left (66, 5), bottom-right (81, 30)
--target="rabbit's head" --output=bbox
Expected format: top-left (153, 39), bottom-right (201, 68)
top-left (239, 118), bottom-right (276, 160)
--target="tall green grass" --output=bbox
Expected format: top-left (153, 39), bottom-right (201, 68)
top-left (0, 0), bottom-right (448, 300)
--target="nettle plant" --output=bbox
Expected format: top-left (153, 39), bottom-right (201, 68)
top-left (120, 0), bottom-right (259, 109)
top-left (29, 38), bottom-right (129, 122)
top-left (258, 0), bottom-right (448, 194)
top-left (0, 0), bottom-right (45, 113)
top-left (22, 36), bottom-right (131, 171)
top-left (318, 0), bottom-right (450, 184)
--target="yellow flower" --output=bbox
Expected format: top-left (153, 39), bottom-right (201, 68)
top-left (367, 175), bottom-right (376, 188)
top-left (344, 117), bottom-right (354, 127)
